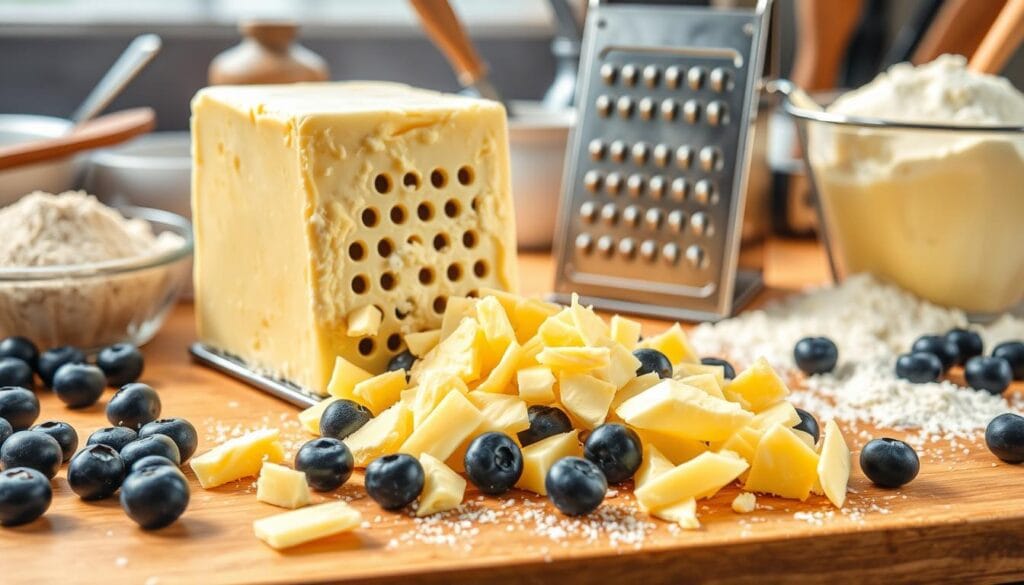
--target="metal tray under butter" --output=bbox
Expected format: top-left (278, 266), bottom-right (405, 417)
top-left (189, 343), bottom-right (321, 408)
top-left (552, 0), bottom-right (771, 321)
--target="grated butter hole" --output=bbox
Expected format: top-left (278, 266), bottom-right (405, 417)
top-left (390, 205), bottom-right (407, 225)
top-left (474, 260), bottom-right (489, 278)
top-left (348, 241), bottom-right (367, 261)
top-left (374, 174), bottom-right (392, 194)
top-left (433, 234), bottom-right (450, 251)
top-left (444, 199), bottom-right (461, 218)
top-left (377, 238), bottom-right (394, 258)
top-left (457, 165), bottom-right (475, 186)
top-left (432, 296), bottom-right (448, 314)
top-left (417, 202), bottom-right (434, 222)
top-left (462, 230), bottom-right (478, 249)
top-left (351, 275), bottom-right (368, 294)
top-left (430, 169), bottom-right (448, 189)
top-left (418, 268), bottom-right (435, 285)
top-left (380, 272), bottom-right (397, 291)
top-left (403, 172), bottom-right (421, 190)
top-left (358, 338), bottom-right (375, 356)
top-left (386, 333), bottom-right (402, 352)
top-left (446, 263), bottom-right (463, 282)
top-left (361, 207), bottom-right (380, 228)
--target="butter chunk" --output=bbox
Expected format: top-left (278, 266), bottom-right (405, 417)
top-left (731, 492), bottom-right (757, 514)
top-left (254, 501), bottom-right (361, 550)
top-left (609, 315), bottom-right (642, 349)
top-left (399, 391), bottom-right (484, 461)
top-left (538, 315), bottom-right (585, 347)
top-left (617, 379), bottom-right (753, 442)
top-left (326, 356), bottom-right (373, 401)
top-left (416, 454), bottom-right (466, 517)
top-left (744, 423), bottom-right (820, 500)
top-left (475, 295), bottom-right (516, 356)
top-left (190, 429), bottom-right (285, 489)
top-left (405, 330), bottom-right (442, 358)
top-left (352, 370), bottom-right (407, 415)
top-left (569, 294), bottom-right (612, 347)
top-left (516, 431), bottom-right (581, 495)
top-left (298, 397), bottom-right (339, 435)
top-left (345, 402), bottom-right (413, 467)
top-left (727, 357), bottom-right (791, 413)
top-left (346, 305), bottom-right (382, 337)
top-left (594, 344), bottom-right (642, 390)
top-left (677, 373), bottom-right (725, 399)
top-left (674, 363), bottom-right (727, 386)
top-left (610, 372), bottom-right (661, 413)
top-left (817, 420), bottom-right (851, 508)
top-left (192, 82), bottom-right (518, 393)
top-left (537, 346), bottom-right (610, 373)
top-left (638, 323), bottom-right (698, 365)
top-left (558, 372), bottom-right (616, 429)
top-left (512, 299), bottom-right (560, 342)
top-left (749, 400), bottom-right (801, 430)
top-left (474, 342), bottom-right (521, 394)
top-left (634, 444), bottom-right (674, 490)
top-left (635, 428), bottom-right (708, 466)
top-left (517, 366), bottom-right (557, 404)
top-left (441, 297), bottom-right (478, 341)
top-left (466, 392), bottom-right (530, 435)
top-left (652, 498), bottom-right (700, 529)
top-left (256, 462), bottom-right (310, 509)
top-left (634, 451), bottom-right (749, 513)
top-left (410, 318), bottom-right (484, 385)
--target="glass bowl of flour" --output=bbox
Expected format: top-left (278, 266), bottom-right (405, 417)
top-left (0, 191), bottom-right (192, 351)
top-left (782, 55), bottom-right (1024, 318)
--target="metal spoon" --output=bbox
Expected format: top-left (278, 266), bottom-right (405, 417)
top-left (71, 34), bottom-right (162, 125)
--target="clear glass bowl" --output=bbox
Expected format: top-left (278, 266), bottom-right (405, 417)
top-left (0, 206), bottom-right (193, 352)
top-left (780, 84), bottom-right (1024, 317)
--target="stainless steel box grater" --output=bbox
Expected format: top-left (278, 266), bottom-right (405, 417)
top-left (551, 0), bottom-right (771, 321)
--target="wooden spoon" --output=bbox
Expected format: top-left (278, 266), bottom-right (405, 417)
top-left (0, 108), bottom-right (156, 171)
top-left (913, 0), bottom-right (1007, 65)
top-left (969, 0), bottom-right (1024, 74)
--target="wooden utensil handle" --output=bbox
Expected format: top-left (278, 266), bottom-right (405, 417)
top-left (0, 107), bottom-right (156, 171)
top-left (408, 0), bottom-right (487, 86)
top-left (970, 0), bottom-right (1024, 73)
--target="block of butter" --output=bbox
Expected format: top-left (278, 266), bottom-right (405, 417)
top-left (191, 82), bottom-right (519, 393)
top-left (190, 428), bottom-right (285, 489)
top-left (254, 501), bottom-right (362, 550)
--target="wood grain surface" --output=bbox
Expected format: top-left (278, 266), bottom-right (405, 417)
top-left (4, 240), bottom-right (1023, 585)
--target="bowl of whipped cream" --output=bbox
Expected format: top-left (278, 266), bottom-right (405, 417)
top-left (780, 55), bottom-right (1024, 318)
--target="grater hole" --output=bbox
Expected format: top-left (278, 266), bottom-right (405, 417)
top-left (433, 233), bottom-right (450, 251)
top-left (351, 275), bottom-right (368, 294)
top-left (407, 234), bottom-right (423, 246)
top-left (377, 238), bottom-right (394, 258)
top-left (403, 172), bottom-right (421, 190)
top-left (358, 338), bottom-right (375, 356)
top-left (418, 267), bottom-right (435, 285)
top-left (348, 241), bottom-right (367, 261)
top-left (432, 296), bottom-right (448, 314)
top-left (374, 174), bottom-right (392, 194)
top-left (473, 260), bottom-right (489, 278)
top-left (390, 205), bottom-right (407, 224)
top-left (417, 202), bottom-right (435, 221)
top-left (462, 230), bottom-right (478, 249)
top-left (430, 169), bottom-right (448, 189)
top-left (457, 166), bottom-right (475, 186)
top-left (380, 272), bottom-right (397, 291)
top-left (386, 333), bottom-right (402, 352)
top-left (361, 207), bottom-right (380, 228)
top-left (444, 199), bottom-right (461, 218)
top-left (446, 263), bottom-right (463, 282)
top-left (467, 289), bottom-right (480, 298)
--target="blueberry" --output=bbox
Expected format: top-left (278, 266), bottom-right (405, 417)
top-left (545, 456), bottom-right (607, 516)
top-left (120, 465), bottom-right (189, 529)
top-left (294, 438), bottom-right (354, 492)
top-left (106, 383), bottom-right (161, 429)
top-left (632, 348), bottom-right (673, 379)
top-left (364, 453), bottom-right (424, 510)
top-left (96, 343), bottom-right (145, 387)
top-left (464, 432), bottom-right (523, 495)
top-left (859, 438), bottom-right (919, 488)
top-left (895, 352), bottom-right (943, 383)
top-left (0, 431), bottom-right (62, 479)
top-left (992, 341), bottom-right (1024, 380)
top-left (964, 356), bottom-right (1013, 395)
top-left (87, 426), bottom-right (138, 452)
top-left (130, 455), bottom-right (177, 473)
top-left (68, 444), bottom-right (125, 500)
top-left (0, 467), bottom-right (52, 526)
top-left (0, 387), bottom-right (39, 430)
top-left (985, 413), bottom-right (1024, 464)
top-left (0, 358), bottom-right (33, 389)
top-left (139, 418), bottom-right (198, 462)
top-left (37, 346), bottom-right (86, 388)
top-left (386, 350), bottom-right (416, 381)
top-left (945, 328), bottom-right (983, 365)
top-left (319, 400), bottom-right (373, 440)
top-left (583, 423), bottom-right (641, 484)
top-left (0, 418), bottom-right (11, 449)
top-left (794, 408), bottom-right (820, 444)
top-left (52, 363), bottom-right (106, 409)
top-left (120, 435), bottom-right (180, 470)
top-left (793, 337), bottom-right (839, 375)
top-left (700, 357), bottom-right (736, 379)
top-left (911, 335), bottom-right (959, 371)
top-left (517, 405), bottom-right (573, 447)
top-left (30, 421), bottom-right (78, 463)
top-left (0, 337), bottom-right (39, 371)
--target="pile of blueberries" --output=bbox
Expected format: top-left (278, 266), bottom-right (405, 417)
top-left (895, 329), bottom-right (1024, 395)
top-left (0, 336), bottom-right (196, 529)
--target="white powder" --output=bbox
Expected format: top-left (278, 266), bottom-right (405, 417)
top-left (691, 275), bottom-right (1024, 441)
top-left (0, 191), bottom-right (187, 350)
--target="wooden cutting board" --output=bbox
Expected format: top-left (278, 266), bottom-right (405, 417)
top-left (5, 241), bottom-right (1024, 585)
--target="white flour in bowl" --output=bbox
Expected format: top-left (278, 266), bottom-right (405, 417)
top-left (0, 191), bottom-right (187, 350)
top-left (690, 274), bottom-right (1024, 444)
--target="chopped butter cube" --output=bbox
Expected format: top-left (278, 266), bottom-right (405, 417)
top-left (538, 315), bottom-right (585, 347)
top-left (407, 372), bottom-right (468, 427)
top-left (416, 454), bottom-right (466, 517)
top-left (466, 392), bottom-right (530, 435)
top-left (651, 497), bottom-right (700, 529)
top-left (253, 501), bottom-right (361, 550)
top-left (816, 420), bottom-right (851, 508)
top-left (593, 344), bottom-right (642, 390)
top-left (536, 346), bottom-right (610, 373)
top-left (513, 299), bottom-right (560, 342)
top-left (345, 305), bottom-right (382, 337)
top-left (673, 362), bottom-right (726, 385)
top-left (256, 462), bottom-right (310, 509)
top-left (744, 423), bottom-right (820, 500)
top-left (399, 391), bottom-right (484, 461)
top-left (345, 402), bottom-right (413, 467)
top-left (475, 296), bottom-right (516, 355)
top-left (410, 318), bottom-right (484, 385)
top-left (727, 357), bottom-right (791, 413)
top-left (298, 397), bottom-right (339, 435)
top-left (677, 373), bottom-right (725, 399)
top-left (638, 323), bottom-right (698, 365)
top-left (352, 370), bottom-right (407, 415)
top-left (610, 372), bottom-right (661, 413)
top-left (190, 429), bottom-right (285, 489)
top-left (617, 379), bottom-right (753, 442)
top-left (474, 342), bottom-right (521, 394)
top-left (634, 444), bottom-right (674, 490)
top-left (517, 366), bottom-right (557, 404)
top-left (441, 297), bottom-right (478, 341)
top-left (609, 315), bottom-right (642, 349)
top-left (634, 450), bottom-right (748, 512)
top-left (326, 356), bottom-right (374, 401)
top-left (635, 428), bottom-right (708, 465)
top-left (749, 400), bottom-right (801, 430)
top-left (731, 492), bottom-right (757, 514)
top-left (558, 372), bottom-right (616, 429)
top-left (405, 329), bottom-right (442, 358)
top-left (569, 294), bottom-right (612, 346)
top-left (516, 431), bottom-right (581, 495)
top-left (476, 287), bottom-right (520, 317)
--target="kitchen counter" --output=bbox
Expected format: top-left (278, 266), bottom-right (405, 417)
top-left (6, 239), bottom-right (1024, 585)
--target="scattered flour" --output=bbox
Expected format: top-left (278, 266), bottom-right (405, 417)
top-left (691, 274), bottom-right (1024, 441)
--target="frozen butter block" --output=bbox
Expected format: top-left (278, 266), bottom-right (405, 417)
top-left (634, 450), bottom-right (748, 513)
top-left (352, 370), bottom-right (407, 415)
top-left (617, 379), bottom-right (753, 442)
top-left (651, 498), bottom-right (700, 529)
top-left (326, 357), bottom-right (373, 401)
top-left (516, 431), bottom-right (581, 495)
top-left (638, 323), bottom-right (698, 365)
top-left (517, 366), bottom-right (556, 404)
top-left (559, 372), bottom-right (616, 429)
top-left (254, 501), bottom-right (362, 550)
top-left (744, 423), bottom-right (820, 500)
top-left (192, 82), bottom-right (518, 394)
top-left (416, 453), bottom-right (467, 516)
top-left (399, 391), bottom-right (484, 461)
top-left (298, 397), bottom-right (339, 435)
top-left (191, 429), bottom-right (285, 489)
top-left (727, 357), bottom-right (791, 413)
top-left (256, 462), bottom-right (311, 509)
top-left (817, 420), bottom-right (851, 508)
top-left (345, 402), bottom-right (413, 467)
